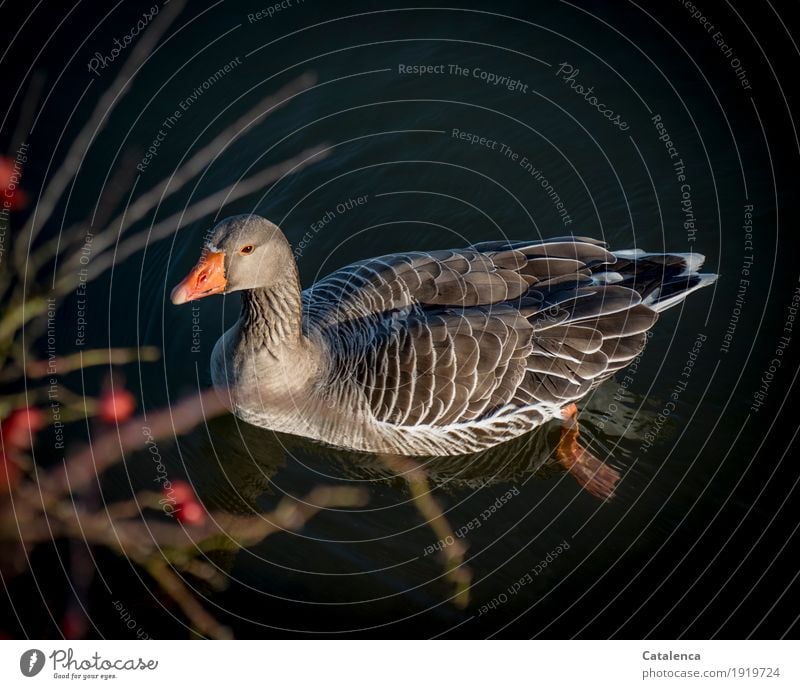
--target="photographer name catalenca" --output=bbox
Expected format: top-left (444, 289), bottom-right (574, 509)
top-left (642, 651), bottom-right (701, 660)
top-left (50, 648), bottom-right (158, 671)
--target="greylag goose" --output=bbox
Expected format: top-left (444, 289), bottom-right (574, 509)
top-left (171, 215), bottom-right (716, 498)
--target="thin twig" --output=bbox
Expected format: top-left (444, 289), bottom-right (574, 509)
top-left (145, 560), bottom-right (232, 639)
top-left (21, 346), bottom-right (160, 379)
top-left (381, 455), bottom-right (473, 608)
top-left (32, 389), bottom-right (228, 504)
top-left (57, 73), bottom-right (318, 269)
top-left (15, 0), bottom-right (187, 268)
top-left (3, 477), bottom-right (367, 639)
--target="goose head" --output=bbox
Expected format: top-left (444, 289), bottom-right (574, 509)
top-left (170, 214), bottom-right (293, 304)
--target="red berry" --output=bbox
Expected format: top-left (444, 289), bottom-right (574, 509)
top-left (0, 156), bottom-right (13, 188)
top-left (165, 480), bottom-right (206, 526)
top-left (1, 407), bottom-right (44, 450)
top-left (98, 388), bottom-right (136, 424)
top-left (170, 480), bottom-right (194, 505)
top-left (0, 452), bottom-right (21, 493)
top-left (7, 187), bottom-right (28, 211)
top-left (62, 609), bottom-right (85, 640)
top-left (177, 501), bottom-right (205, 525)
top-left (0, 156), bottom-right (27, 211)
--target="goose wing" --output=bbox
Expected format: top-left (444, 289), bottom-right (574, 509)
top-left (303, 237), bottom-right (613, 326)
top-left (306, 238), bottom-right (715, 433)
top-left (346, 293), bottom-right (656, 430)
top-left (354, 304), bottom-right (535, 428)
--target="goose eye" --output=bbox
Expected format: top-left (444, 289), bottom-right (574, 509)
top-left (239, 245), bottom-right (255, 255)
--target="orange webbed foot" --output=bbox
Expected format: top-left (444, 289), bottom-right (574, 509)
top-left (556, 403), bottom-right (620, 500)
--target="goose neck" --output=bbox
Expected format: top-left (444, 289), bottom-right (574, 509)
top-left (239, 276), bottom-right (304, 354)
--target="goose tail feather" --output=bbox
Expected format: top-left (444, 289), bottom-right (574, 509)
top-left (608, 250), bottom-right (718, 313)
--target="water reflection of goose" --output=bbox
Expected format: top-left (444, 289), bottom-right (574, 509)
top-left (183, 416), bottom-right (554, 513)
top-left (171, 215), bottom-right (715, 500)
top-left (187, 381), bottom-right (664, 514)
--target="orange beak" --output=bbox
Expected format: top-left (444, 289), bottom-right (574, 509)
top-left (170, 250), bottom-right (227, 305)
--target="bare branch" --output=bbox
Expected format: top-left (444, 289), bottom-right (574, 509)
top-left (21, 346), bottom-right (160, 379)
top-left (15, 0), bottom-right (188, 268)
top-left (70, 73), bottom-right (318, 264)
top-left (33, 388), bottom-right (228, 503)
top-left (381, 455), bottom-right (473, 608)
top-left (56, 144), bottom-right (330, 290)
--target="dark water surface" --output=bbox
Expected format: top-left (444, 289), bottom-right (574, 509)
top-left (4, 1), bottom-right (799, 638)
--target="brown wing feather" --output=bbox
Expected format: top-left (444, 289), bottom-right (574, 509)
top-left (312, 239), bottom-right (658, 430)
top-left (355, 306), bottom-right (533, 427)
top-left (304, 243), bottom-right (593, 326)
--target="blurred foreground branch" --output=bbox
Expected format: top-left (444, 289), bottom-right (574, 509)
top-left (381, 455), bottom-right (473, 609)
top-left (0, 2), bottom-right (337, 639)
top-left (1, 389), bottom-right (367, 639)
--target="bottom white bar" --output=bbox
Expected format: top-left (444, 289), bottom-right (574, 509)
top-left (0, 640), bottom-right (796, 687)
